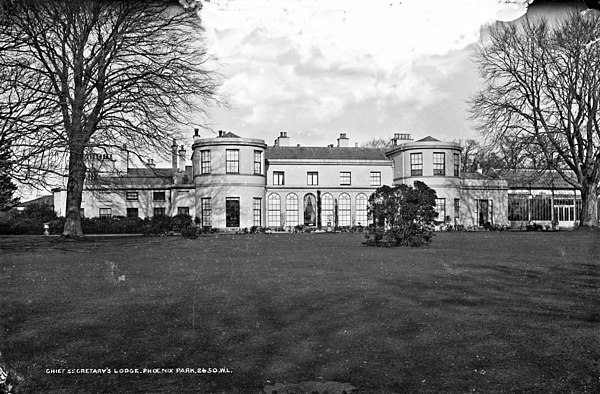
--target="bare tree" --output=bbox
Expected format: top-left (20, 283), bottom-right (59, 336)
top-left (0, 0), bottom-right (219, 237)
top-left (360, 137), bottom-right (393, 149)
top-left (470, 11), bottom-right (600, 227)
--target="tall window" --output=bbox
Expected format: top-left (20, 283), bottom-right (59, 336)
top-left (153, 191), bottom-right (165, 201)
top-left (340, 172), bottom-right (351, 185)
top-left (273, 171), bottom-right (285, 185)
top-left (411, 153), bottom-right (423, 176)
top-left (435, 198), bottom-right (446, 221)
top-left (267, 193), bottom-right (281, 227)
top-left (356, 193), bottom-right (368, 226)
top-left (370, 171), bottom-right (381, 186)
top-left (307, 172), bottom-right (319, 186)
top-left (454, 198), bottom-right (460, 219)
top-left (338, 193), bottom-right (351, 227)
top-left (153, 207), bottom-right (166, 216)
top-left (226, 197), bottom-right (240, 227)
top-left (201, 198), bottom-right (212, 227)
top-left (322, 193), bottom-right (334, 226)
top-left (453, 153), bottom-right (460, 177)
top-left (508, 195), bottom-right (529, 221)
top-left (126, 191), bottom-right (138, 201)
top-left (99, 208), bottom-right (112, 218)
top-left (201, 150), bottom-right (211, 174)
top-left (433, 153), bottom-right (445, 175)
top-left (253, 198), bottom-right (262, 227)
top-left (286, 193), bottom-right (299, 227)
top-left (254, 151), bottom-right (262, 174)
top-left (177, 207), bottom-right (190, 215)
top-left (126, 207), bottom-right (139, 218)
top-left (226, 149), bottom-right (239, 173)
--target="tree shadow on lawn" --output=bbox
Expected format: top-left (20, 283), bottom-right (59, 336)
top-left (376, 258), bottom-right (600, 393)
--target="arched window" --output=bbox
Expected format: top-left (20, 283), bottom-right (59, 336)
top-left (322, 193), bottom-right (334, 226)
top-left (267, 193), bottom-right (281, 227)
top-left (286, 193), bottom-right (299, 227)
top-left (338, 193), bottom-right (351, 227)
top-left (356, 193), bottom-right (368, 226)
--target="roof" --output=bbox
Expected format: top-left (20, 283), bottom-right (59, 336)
top-left (17, 195), bottom-right (53, 207)
top-left (416, 136), bottom-right (440, 142)
top-left (462, 171), bottom-right (496, 180)
top-left (495, 169), bottom-right (577, 189)
top-left (87, 167), bottom-right (191, 187)
top-left (265, 146), bottom-right (390, 161)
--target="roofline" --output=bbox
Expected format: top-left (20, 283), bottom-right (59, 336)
top-left (386, 140), bottom-right (462, 157)
top-left (192, 137), bottom-right (267, 150)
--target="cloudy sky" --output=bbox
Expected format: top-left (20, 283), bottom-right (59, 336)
top-left (196, 0), bottom-right (575, 147)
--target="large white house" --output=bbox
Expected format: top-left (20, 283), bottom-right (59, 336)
top-left (53, 130), bottom-right (592, 230)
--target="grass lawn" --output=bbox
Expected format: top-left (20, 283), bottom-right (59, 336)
top-left (1, 231), bottom-right (600, 393)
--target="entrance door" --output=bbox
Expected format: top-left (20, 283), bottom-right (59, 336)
top-left (226, 197), bottom-right (240, 227)
top-left (304, 194), bottom-right (316, 226)
top-left (553, 204), bottom-right (574, 227)
top-left (478, 199), bottom-right (489, 226)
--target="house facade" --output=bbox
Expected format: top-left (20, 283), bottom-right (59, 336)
top-left (52, 130), bottom-right (594, 230)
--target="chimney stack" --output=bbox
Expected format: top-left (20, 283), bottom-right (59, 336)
top-left (178, 145), bottom-right (186, 171)
top-left (275, 131), bottom-right (290, 146)
top-left (392, 133), bottom-right (412, 146)
top-left (337, 133), bottom-right (349, 147)
top-left (171, 138), bottom-right (178, 172)
top-left (147, 158), bottom-right (156, 169)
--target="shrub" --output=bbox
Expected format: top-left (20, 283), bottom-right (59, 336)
top-left (180, 225), bottom-right (198, 239)
top-left (364, 181), bottom-right (437, 247)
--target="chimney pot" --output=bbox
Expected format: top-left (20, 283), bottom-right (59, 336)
top-left (194, 128), bottom-right (199, 137)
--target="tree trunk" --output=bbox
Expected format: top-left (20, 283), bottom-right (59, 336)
top-left (62, 148), bottom-right (86, 237)
top-left (579, 182), bottom-right (598, 228)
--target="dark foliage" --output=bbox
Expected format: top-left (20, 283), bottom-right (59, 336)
top-left (364, 181), bottom-right (437, 247)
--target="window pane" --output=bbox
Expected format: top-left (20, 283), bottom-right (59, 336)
top-left (356, 194), bottom-right (368, 226)
top-left (433, 153), bottom-right (445, 176)
top-left (253, 198), bottom-right (262, 226)
top-left (153, 191), bottom-right (165, 201)
top-left (411, 153), bottom-right (423, 176)
top-left (226, 149), bottom-right (239, 173)
top-left (286, 193), bottom-right (299, 227)
top-left (201, 198), bottom-right (212, 227)
top-left (127, 207), bottom-right (139, 218)
top-left (340, 172), bottom-right (351, 185)
top-left (273, 171), bottom-right (285, 185)
top-left (177, 207), bottom-right (190, 215)
top-left (338, 193), bottom-right (351, 226)
top-left (268, 193), bottom-right (281, 227)
top-left (254, 151), bottom-right (262, 174)
top-left (126, 191), bottom-right (138, 201)
top-left (201, 150), bottom-right (211, 174)
top-left (370, 172), bottom-right (381, 186)
top-left (307, 172), bottom-right (318, 185)
top-left (322, 193), bottom-right (334, 226)
top-left (435, 198), bottom-right (446, 221)
top-left (453, 153), bottom-right (460, 177)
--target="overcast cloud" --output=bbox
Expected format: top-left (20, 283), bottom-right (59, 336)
top-left (199, 0), bottom-right (539, 146)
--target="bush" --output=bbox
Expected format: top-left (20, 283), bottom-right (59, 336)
top-left (180, 225), bottom-right (198, 239)
top-left (364, 181), bottom-right (437, 247)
